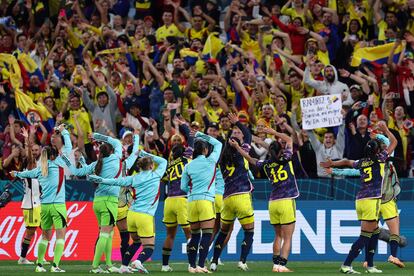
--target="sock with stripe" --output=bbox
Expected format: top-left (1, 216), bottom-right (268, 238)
top-left (122, 241), bottom-right (141, 266)
top-left (187, 229), bottom-right (201, 268)
top-left (105, 231), bottom-right (114, 266)
top-left (212, 230), bottom-right (227, 264)
top-left (366, 227), bottom-right (380, 267)
top-left (36, 239), bottom-right (49, 265)
top-left (273, 255), bottom-right (281, 265)
top-left (120, 231), bottom-right (130, 261)
top-left (198, 229), bottom-right (213, 267)
top-left (20, 237), bottom-right (31, 258)
top-left (162, 247), bottom-right (172, 266)
top-left (240, 229), bottom-right (254, 263)
top-left (92, 232), bottom-right (109, 268)
top-left (389, 234), bottom-right (400, 257)
top-left (53, 239), bottom-right (65, 267)
top-left (137, 245), bottom-right (154, 263)
top-left (344, 231), bottom-right (372, 266)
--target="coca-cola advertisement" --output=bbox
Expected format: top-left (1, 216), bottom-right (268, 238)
top-left (0, 202), bottom-right (100, 260)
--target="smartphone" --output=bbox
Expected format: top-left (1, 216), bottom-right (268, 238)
top-left (360, 102), bottom-right (367, 108)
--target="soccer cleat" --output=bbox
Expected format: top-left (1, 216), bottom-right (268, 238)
top-left (90, 266), bottom-right (109, 274)
top-left (130, 260), bottom-right (148, 274)
top-left (106, 266), bottom-right (120, 273)
top-left (18, 257), bottom-right (34, 265)
top-left (51, 266), bottom-right (66, 273)
top-left (195, 266), bottom-right (212, 273)
top-left (388, 256), bottom-right (405, 268)
top-left (35, 264), bottom-right (47, 273)
top-left (238, 261), bottom-right (249, 271)
top-left (340, 265), bottom-right (361, 274)
top-left (161, 265), bottom-right (173, 272)
top-left (118, 265), bottom-right (133, 274)
top-left (127, 266), bottom-right (138, 272)
top-left (272, 264), bottom-right (280, 272)
top-left (218, 258), bottom-right (224, 266)
top-left (210, 262), bottom-right (217, 272)
top-left (366, 267), bottom-right (383, 273)
top-left (188, 265), bottom-right (197, 273)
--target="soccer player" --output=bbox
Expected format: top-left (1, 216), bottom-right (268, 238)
top-left (324, 121), bottom-right (397, 274)
top-left (90, 150), bottom-right (168, 274)
top-left (66, 132), bottom-right (138, 273)
top-left (325, 133), bottom-right (405, 268)
top-left (232, 127), bottom-right (299, 272)
top-left (161, 142), bottom-right (193, 272)
top-left (116, 134), bottom-right (141, 271)
top-left (181, 131), bottom-right (222, 273)
top-left (17, 128), bottom-right (42, 265)
top-left (11, 125), bottom-right (72, 273)
top-left (211, 113), bottom-right (254, 272)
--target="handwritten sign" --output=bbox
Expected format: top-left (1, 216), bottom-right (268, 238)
top-left (300, 95), bottom-right (343, 130)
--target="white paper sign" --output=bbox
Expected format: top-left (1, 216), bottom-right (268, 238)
top-left (300, 95), bottom-right (343, 130)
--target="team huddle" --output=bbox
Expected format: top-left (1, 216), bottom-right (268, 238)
top-left (9, 114), bottom-right (405, 274)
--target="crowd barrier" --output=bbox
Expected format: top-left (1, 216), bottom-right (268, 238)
top-left (0, 180), bottom-right (413, 261)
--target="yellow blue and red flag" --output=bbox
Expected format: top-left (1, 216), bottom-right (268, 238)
top-left (351, 42), bottom-right (403, 67)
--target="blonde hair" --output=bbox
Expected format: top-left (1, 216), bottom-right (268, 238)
top-left (40, 149), bottom-right (49, 177)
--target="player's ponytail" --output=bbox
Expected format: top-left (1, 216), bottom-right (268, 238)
top-left (95, 143), bottom-right (112, 175)
top-left (40, 146), bottom-right (57, 177)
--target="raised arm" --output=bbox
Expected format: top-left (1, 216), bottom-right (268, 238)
top-left (195, 131), bottom-right (223, 163)
top-left (180, 166), bottom-right (190, 193)
top-left (125, 133), bottom-right (140, 170)
top-left (263, 126), bottom-right (293, 149)
top-left (377, 121), bottom-right (397, 155)
top-left (139, 150), bottom-right (168, 177)
top-left (62, 154), bottom-right (96, 176)
top-left (229, 138), bottom-right (258, 165)
top-left (93, 132), bottom-right (123, 159)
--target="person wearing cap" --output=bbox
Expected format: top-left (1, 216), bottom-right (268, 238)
top-left (169, 1), bottom-right (216, 43)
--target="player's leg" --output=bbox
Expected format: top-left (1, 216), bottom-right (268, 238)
top-left (161, 196), bottom-right (179, 271)
top-left (19, 206), bottom-right (41, 264)
top-left (50, 203), bottom-right (67, 272)
top-left (196, 200), bottom-right (216, 271)
top-left (162, 225), bottom-right (177, 271)
top-left (279, 223), bottom-right (295, 272)
top-left (91, 200), bottom-right (116, 272)
top-left (386, 216), bottom-right (405, 267)
top-left (211, 195), bottom-right (236, 268)
top-left (341, 199), bottom-right (379, 274)
top-left (237, 194), bottom-right (255, 270)
top-left (130, 213), bottom-right (156, 273)
top-left (272, 225), bottom-right (282, 272)
top-left (18, 226), bottom-right (36, 264)
top-left (117, 212), bottom-right (130, 261)
top-left (119, 212), bottom-right (142, 273)
top-left (35, 204), bottom-right (53, 272)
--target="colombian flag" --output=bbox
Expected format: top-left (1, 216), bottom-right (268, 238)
top-left (15, 88), bottom-right (54, 130)
top-left (0, 53), bottom-right (22, 89)
top-left (17, 52), bottom-right (46, 90)
top-left (179, 48), bottom-right (199, 66)
top-left (202, 33), bottom-right (224, 60)
top-left (351, 42), bottom-right (403, 67)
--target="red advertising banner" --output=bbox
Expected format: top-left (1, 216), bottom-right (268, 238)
top-left (0, 202), bottom-right (102, 261)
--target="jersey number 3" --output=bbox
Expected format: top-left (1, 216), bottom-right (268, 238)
top-left (363, 167), bottom-right (373, 182)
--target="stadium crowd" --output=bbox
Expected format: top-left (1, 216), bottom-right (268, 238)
top-left (1, 0), bottom-right (414, 180)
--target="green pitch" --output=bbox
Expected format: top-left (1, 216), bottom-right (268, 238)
top-left (0, 261), bottom-right (412, 275)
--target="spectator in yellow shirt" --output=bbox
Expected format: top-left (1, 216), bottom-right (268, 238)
top-left (156, 10), bottom-right (183, 42)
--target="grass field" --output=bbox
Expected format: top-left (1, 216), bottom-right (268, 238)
top-left (0, 261), bottom-right (411, 275)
